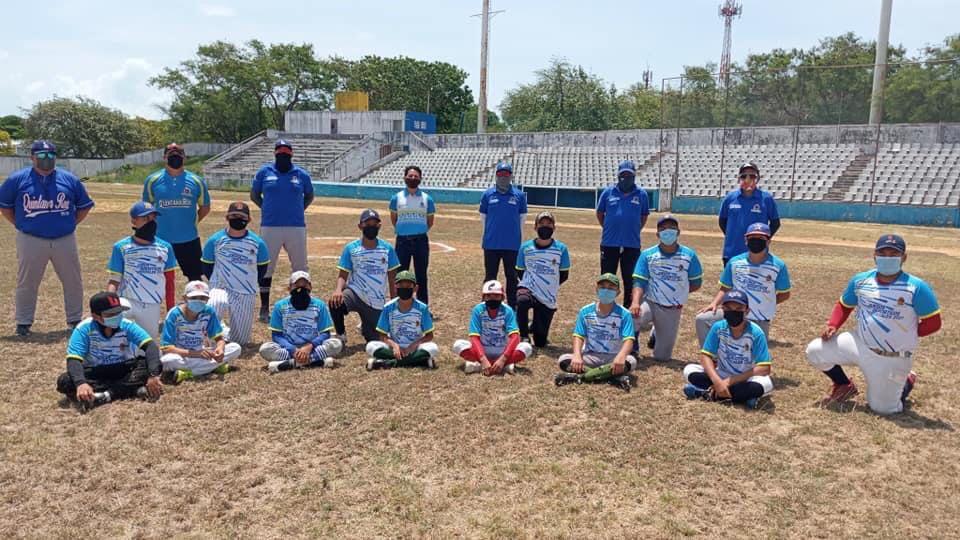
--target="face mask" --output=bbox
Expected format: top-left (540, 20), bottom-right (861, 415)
top-left (723, 310), bottom-right (745, 327)
top-left (290, 287), bottom-right (311, 310)
top-left (495, 176), bottom-right (511, 192)
top-left (405, 178), bottom-right (421, 190)
top-left (617, 175), bottom-right (635, 192)
top-left (658, 229), bottom-right (679, 246)
top-left (187, 300), bottom-right (207, 313)
top-left (102, 314), bottom-right (123, 329)
top-left (133, 220), bottom-right (158, 242)
top-left (166, 155), bottom-right (184, 169)
top-left (484, 299), bottom-right (502, 310)
top-left (275, 154), bottom-right (293, 173)
top-left (536, 226), bottom-right (554, 240)
top-left (597, 288), bottom-right (618, 305)
top-left (747, 237), bottom-right (767, 254)
top-left (397, 287), bottom-right (414, 300)
top-left (362, 225), bottom-right (379, 240)
top-left (36, 156), bottom-right (56, 171)
top-left (875, 256), bottom-right (902, 276)
top-left (229, 218), bottom-right (249, 230)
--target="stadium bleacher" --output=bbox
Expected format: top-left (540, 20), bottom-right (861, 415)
top-left (842, 144), bottom-right (960, 206)
top-left (204, 134), bottom-right (361, 185)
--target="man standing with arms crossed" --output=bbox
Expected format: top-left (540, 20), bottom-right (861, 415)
top-left (718, 162), bottom-right (780, 267)
top-left (597, 160), bottom-right (650, 309)
top-left (0, 140), bottom-right (94, 336)
top-left (390, 165), bottom-right (435, 306)
top-left (480, 162), bottom-right (527, 309)
top-left (251, 139), bottom-right (314, 322)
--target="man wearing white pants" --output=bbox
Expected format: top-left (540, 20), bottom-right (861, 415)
top-left (260, 271), bottom-right (342, 372)
top-left (366, 271), bottom-right (439, 370)
top-left (805, 234), bottom-right (941, 415)
top-left (161, 281), bottom-right (240, 383)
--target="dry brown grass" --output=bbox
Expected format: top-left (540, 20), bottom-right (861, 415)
top-left (1, 183), bottom-right (959, 538)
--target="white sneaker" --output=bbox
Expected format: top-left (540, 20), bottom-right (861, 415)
top-left (426, 356), bottom-right (436, 369)
top-left (322, 357), bottom-right (334, 369)
top-left (464, 361), bottom-right (482, 374)
top-left (504, 364), bottom-right (516, 375)
top-left (268, 360), bottom-right (286, 373)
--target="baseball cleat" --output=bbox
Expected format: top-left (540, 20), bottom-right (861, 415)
top-left (824, 382), bottom-right (858, 403)
top-left (135, 387), bottom-right (149, 400)
top-left (503, 363), bottom-right (515, 375)
top-left (366, 358), bottom-right (389, 371)
top-left (647, 333), bottom-right (656, 350)
top-left (744, 397), bottom-right (760, 410)
top-left (683, 383), bottom-right (709, 400)
top-left (612, 375), bottom-right (631, 392)
top-left (463, 361), bottom-right (482, 374)
top-left (268, 360), bottom-right (294, 373)
top-left (15, 324), bottom-right (31, 337)
top-left (174, 369), bottom-right (194, 384)
top-left (426, 356), bottom-right (436, 369)
top-left (213, 363), bottom-right (230, 375)
top-left (901, 371), bottom-right (918, 403)
top-left (554, 373), bottom-right (581, 387)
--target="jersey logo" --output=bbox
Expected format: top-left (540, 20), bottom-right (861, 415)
top-left (729, 203), bottom-right (741, 209)
top-left (631, 196), bottom-right (640, 204)
top-left (291, 177), bottom-right (300, 185)
top-left (508, 197), bottom-right (517, 205)
top-left (897, 297), bottom-right (905, 305)
top-left (182, 186), bottom-right (193, 196)
top-left (765, 275), bottom-right (772, 281)
top-left (751, 204), bottom-right (761, 213)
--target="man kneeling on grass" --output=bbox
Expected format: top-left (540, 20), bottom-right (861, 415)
top-left (682, 289), bottom-right (773, 409)
top-left (554, 273), bottom-right (636, 392)
top-left (366, 271), bottom-right (439, 370)
top-left (453, 280), bottom-right (533, 375)
top-left (260, 271), bottom-right (343, 373)
top-left (160, 281), bottom-right (241, 384)
top-left (56, 291), bottom-right (162, 411)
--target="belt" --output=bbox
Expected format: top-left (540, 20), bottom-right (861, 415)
top-left (869, 347), bottom-right (912, 358)
top-left (653, 302), bottom-right (683, 310)
top-left (397, 234), bottom-right (428, 240)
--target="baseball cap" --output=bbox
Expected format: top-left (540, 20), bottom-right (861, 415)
top-left (90, 291), bottom-right (128, 316)
top-left (721, 289), bottom-right (749, 308)
top-left (359, 208), bottom-right (381, 224)
top-left (597, 272), bottom-right (620, 287)
top-left (164, 143), bottom-right (185, 157)
top-left (495, 162), bottom-right (513, 175)
top-left (617, 160), bottom-right (636, 176)
top-left (482, 280), bottom-right (504, 296)
top-left (657, 214), bottom-right (679, 227)
top-left (875, 234), bottom-right (906, 253)
top-left (289, 270), bottom-right (312, 285)
top-left (739, 162), bottom-right (760, 175)
top-left (184, 280), bottom-right (210, 299)
top-left (535, 210), bottom-right (555, 224)
top-left (30, 140), bottom-right (56, 155)
top-left (275, 139), bottom-right (293, 155)
top-left (395, 270), bottom-right (417, 284)
top-left (745, 222), bottom-right (772, 238)
top-left (129, 201), bottom-right (161, 218)
top-left (226, 201), bottom-right (251, 218)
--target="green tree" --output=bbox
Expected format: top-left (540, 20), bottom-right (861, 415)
top-left (459, 105), bottom-right (505, 133)
top-left (0, 115), bottom-right (25, 140)
top-left (885, 34), bottom-right (960, 123)
top-left (22, 96), bottom-right (149, 158)
top-left (0, 130), bottom-right (14, 155)
top-left (614, 84), bottom-right (661, 129)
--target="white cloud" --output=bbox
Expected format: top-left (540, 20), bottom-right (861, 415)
top-left (24, 81), bottom-right (45, 94)
top-left (46, 58), bottom-right (168, 119)
top-left (0, 50), bottom-right (9, 61)
top-left (199, 4), bottom-right (236, 17)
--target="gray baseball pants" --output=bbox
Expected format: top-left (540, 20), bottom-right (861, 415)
top-left (634, 301), bottom-right (684, 361)
top-left (260, 226), bottom-right (308, 279)
top-left (16, 231), bottom-right (84, 326)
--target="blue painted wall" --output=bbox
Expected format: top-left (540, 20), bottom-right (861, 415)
top-left (404, 112), bottom-right (437, 134)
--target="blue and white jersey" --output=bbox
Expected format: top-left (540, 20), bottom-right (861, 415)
top-left (107, 236), bottom-right (178, 305)
top-left (840, 270), bottom-right (940, 353)
top-left (572, 303), bottom-right (636, 354)
top-left (719, 252), bottom-right (791, 322)
top-left (161, 305), bottom-right (223, 351)
top-left (202, 229), bottom-right (270, 295)
top-left (376, 298), bottom-right (434, 348)
top-left (515, 239), bottom-right (571, 309)
top-left (337, 239), bottom-right (401, 309)
top-left (251, 164), bottom-right (313, 227)
top-left (269, 297), bottom-right (335, 347)
top-left (66, 318), bottom-right (152, 368)
top-left (142, 169), bottom-right (210, 243)
top-left (0, 167), bottom-right (95, 239)
top-left (632, 244), bottom-right (703, 307)
top-left (719, 189), bottom-right (779, 260)
top-left (701, 319), bottom-right (771, 379)
top-left (468, 303), bottom-right (519, 356)
top-left (390, 189), bottom-right (436, 237)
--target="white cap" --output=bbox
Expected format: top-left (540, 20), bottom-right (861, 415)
top-left (289, 270), bottom-right (312, 285)
top-left (482, 280), bottom-right (504, 296)
top-left (185, 280), bottom-right (210, 298)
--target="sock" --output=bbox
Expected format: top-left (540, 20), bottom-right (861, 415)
top-left (395, 349), bottom-right (431, 368)
top-left (259, 277), bottom-right (272, 311)
top-left (373, 347), bottom-right (397, 360)
top-left (824, 365), bottom-right (851, 385)
top-left (582, 364), bottom-right (613, 383)
top-left (309, 345), bottom-right (329, 366)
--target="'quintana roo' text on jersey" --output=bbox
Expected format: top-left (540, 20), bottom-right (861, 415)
top-left (516, 239), bottom-right (571, 309)
top-left (202, 229), bottom-right (270, 295)
top-left (161, 305), bottom-right (224, 351)
top-left (142, 169), bottom-right (210, 244)
top-left (840, 269), bottom-right (940, 353)
top-left (701, 319), bottom-right (771, 379)
top-left (108, 236), bottom-right (178, 305)
top-left (376, 298), bottom-right (434, 348)
top-left (633, 244), bottom-right (703, 307)
top-left (573, 303), bottom-right (636, 354)
top-left (337, 239), bottom-right (401, 309)
top-left (269, 297), bottom-right (335, 346)
top-left (719, 252), bottom-right (791, 322)
top-left (66, 318), bottom-right (152, 367)
top-left (468, 303), bottom-right (519, 356)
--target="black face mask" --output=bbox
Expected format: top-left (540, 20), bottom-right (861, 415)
top-left (618, 176), bottom-right (636, 192)
top-left (404, 178), bottom-right (421, 190)
top-left (133, 220), bottom-right (158, 242)
top-left (536, 226), bottom-right (554, 240)
top-left (229, 218), bottom-right (249, 230)
top-left (166, 155), bottom-right (184, 169)
top-left (290, 287), bottom-right (311, 310)
top-left (485, 299), bottom-right (502, 310)
top-left (397, 287), bottom-right (414, 300)
top-left (724, 310), bottom-right (745, 327)
top-left (362, 225), bottom-right (379, 240)
top-left (747, 238), bottom-right (768, 254)
top-left (275, 154), bottom-right (293, 173)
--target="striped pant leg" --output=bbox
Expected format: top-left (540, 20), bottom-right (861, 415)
top-left (227, 290), bottom-right (256, 345)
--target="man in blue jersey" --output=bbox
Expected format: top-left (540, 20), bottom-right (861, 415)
top-left (107, 201), bottom-right (178, 340)
top-left (260, 271), bottom-right (343, 372)
top-left (480, 162), bottom-right (527, 309)
top-left (250, 139), bottom-right (314, 322)
top-left (142, 143), bottom-right (211, 281)
top-left (160, 280), bottom-right (241, 383)
top-left (718, 162), bottom-right (781, 266)
top-left (390, 166), bottom-right (436, 305)
top-left (0, 140), bottom-right (94, 336)
top-left (515, 211), bottom-right (571, 348)
top-left (597, 160), bottom-right (650, 309)
top-left (330, 209), bottom-right (400, 343)
top-left (366, 271), bottom-right (439, 370)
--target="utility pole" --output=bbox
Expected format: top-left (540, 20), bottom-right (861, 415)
top-left (718, 1), bottom-right (742, 86)
top-left (869, 0), bottom-right (893, 125)
top-left (473, 1), bottom-right (504, 134)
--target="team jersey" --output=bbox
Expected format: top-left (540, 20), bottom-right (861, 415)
top-left (0, 167), bottom-right (95, 239)
top-left (468, 302), bottom-right (520, 356)
top-left (376, 298), bottom-right (434, 348)
top-left (719, 252), bottom-right (791, 322)
top-left (251, 164), bottom-right (313, 227)
top-left (201, 229), bottom-right (270, 295)
top-left (107, 236), bottom-right (178, 305)
top-left (142, 169), bottom-right (210, 243)
top-left (479, 186), bottom-right (527, 250)
top-left (633, 244), bottom-right (703, 307)
top-left (700, 319), bottom-right (771, 379)
top-left (515, 239), bottom-right (571, 309)
top-left (161, 304), bottom-right (224, 351)
top-left (390, 189), bottom-right (436, 237)
top-left (840, 269), bottom-right (940, 353)
top-left (596, 185), bottom-right (650, 248)
top-left (337, 239), bottom-right (401, 309)
top-left (719, 189), bottom-right (780, 260)
top-left (269, 297), bottom-right (335, 347)
top-left (66, 318), bottom-right (152, 368)
top-left (572, 303), bottom-right (636, 354)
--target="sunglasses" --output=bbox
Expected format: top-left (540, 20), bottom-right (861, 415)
top-left (739, 173), bottom-right (758, 180)
top-left (34, 152), bottom-right (56, 159)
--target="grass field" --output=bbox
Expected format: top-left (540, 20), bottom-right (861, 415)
top-left (1, 183), bottom-right (959, 538)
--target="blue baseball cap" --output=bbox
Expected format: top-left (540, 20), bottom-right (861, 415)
top-left (275, 139), bottom-right (293, 154)
top-left (721, 289), bottom-right (749, 308)
top-left (875, 234), bottom-right (906, 253)
top-left (31, 140), bottom-right (56, 154)
top-left (359, 208), bottom-right (381, 224)
top-left (495, 162), bottom-right (513, 174)
top-left (617, 160), bottom-right (636, 176)
top-left (657, 214), bottom-right (679, 227)
top-left (745, 222), bottom-right (772, 238)
top-left (130, 201), bottom-right (161, 218)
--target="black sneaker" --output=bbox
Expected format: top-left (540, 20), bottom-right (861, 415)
top-left (258, 307), bottom-right (269, 323)
top-left (612, 375), bottom-right (631, 392)
top-left (647, 333), bottom-right (656, 350)
top-left (366, 358), bottom-right (390, 371)
top-left (554, 373), bottom-right (581, 387)
top-left (135, 387), bottom-right (150, 400)
top-left (15, 324), bottom-right (31, 337)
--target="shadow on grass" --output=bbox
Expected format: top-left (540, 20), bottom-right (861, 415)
top-left (636, 356), bottom-right (687, 373)
top-left (774, 376), bottom-right (803, 388)
top-left (0, 329), bottom-right (73, 344)
top-left (767, 339), bottom-right (794, 349)
top-left (817, 399), bottom-right (955, 431)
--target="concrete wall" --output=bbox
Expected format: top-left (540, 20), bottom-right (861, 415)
top-left (285, 111), bottom-right (408, 135)
top-left (0, 142), bottom-right (230, 178)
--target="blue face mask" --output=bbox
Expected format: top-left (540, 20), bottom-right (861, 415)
top-left (658, 229), bottom-right (679, 246)
top-left (187, 300), bottom-right (207, 313)
top-left (597, 288), bottom-right (618, 305)
top-left (102, 314), bottom-right (123, 329)
top-left (875, 256), bottom-right (902, 276)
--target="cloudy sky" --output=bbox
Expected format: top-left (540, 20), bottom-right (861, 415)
top-left (1, 0), bottom-right (957, 120)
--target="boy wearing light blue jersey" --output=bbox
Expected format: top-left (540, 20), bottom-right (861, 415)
top-left (453, 280), bottom-right (533, 376)
top-left (261, 272), bottom-right (343, 372)
top-left (160, 281), bottom-right (241, 383)
top-left (515, 211), bottom-right (570, 348)
top-left (366, 271), bottom-right (439, 370)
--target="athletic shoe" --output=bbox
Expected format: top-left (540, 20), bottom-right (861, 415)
top-left (268, 360), bottom-right (294, 373)
top-left (213, 363), bottom-right (230, 375)
top-left (683, 383), bottom-right (709, 400)
top-left (426, 356), bottom-right (436, 369)
top-left (174, 369), bottom-right (194, 384)
top-left (612, 375), bottom-right (631, 392)
top-left (67, 321), bottom-right (81, 330)
top-left (744, 397), bottom-right (760, 410)
top-left (464, 361), bottom-right (482, 374)
top-left (554, 373), bottom-right (581, 387)
top-left (503, 363), bottom-right (515, 375)
top-left (647, 333), bottom-right (656, 350)
top-left (520, 336), bottom-right (531, 345)
top-left (824, 382), bottom-right (858, 403)
top-left (15, 324), bottom-right (31, 337)
top-left (335, 334), bottom-right (347, 347)
top-left (160, 371), bottom-right (177, 385)
top-left (901, 371), bottom-right (918, 403)
top-left (93, 391), bottom-right (112, 405)
top-left (258, 307), bottom-right (269, 323)
top-left (366, 358), bottom-right (389, 371)
top-left (135, 387), bottom-right (149, 400)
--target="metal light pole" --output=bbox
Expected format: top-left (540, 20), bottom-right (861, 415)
top-left (478, 0), bottom-right (490, 134)
top-left (868, 0), bottom-right (893, 124)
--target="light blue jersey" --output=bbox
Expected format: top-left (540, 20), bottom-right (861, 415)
top-left (107, 236), bottom-right (178, 305)
top-left (572, 303), bottom-right (635, 354)
top-left (468, 303), bottom-right (519, 356)
top-left (701, 320), bottom-right (771, 379)
top-left (337, 239), bottom-right (401, 309)
top-left (66, 318), bottom-right (152, 368)
top-left (161, 305), bottom-right (223, 351)
top-left (269, 297), bottom-right (335, 346)
top-left (202, 229), bottom-right (270, 295)
top-left (142, 169), bottom-right (210, 243)
top-left (516, 239), bottom-right (571, 309)
top-left (633, 244), bottom-right (703, 307)
top-left (719, 252), bottom-right (791, 322)
top-left (840, 270), bottom-right (940, 353)
top-left (390, 189), bottom-right (436, 237)
top-left (376, 298), bottom-right (434, 348)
